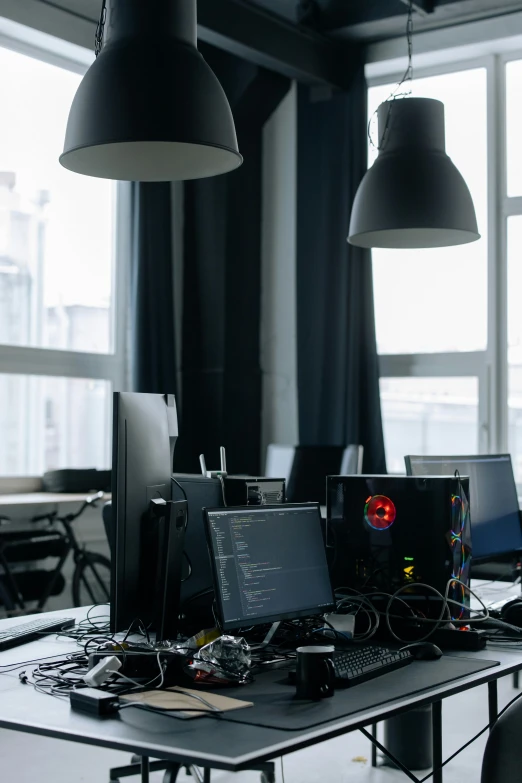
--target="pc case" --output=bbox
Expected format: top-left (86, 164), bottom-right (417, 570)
top-left (327, 475), bottom-right (471, 621)
top-left (223, 476), bottom-right (285, 506)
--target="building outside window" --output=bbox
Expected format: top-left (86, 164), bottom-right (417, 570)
top-left (0, 36), bottom-right (125, 476)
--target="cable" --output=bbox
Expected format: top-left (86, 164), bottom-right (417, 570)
top-left (118, 702), bottom-right (224, 717)
top-left (112, 650), bottom-right (167, 691)
top-left (171, 476), bottom-right (192, 582)
top-left (180, 588), bottom-right (214, 612)
top-left (218, 475), bottom-right (228, 507)
top-left (368, 0), bottom-right (414, 151)
top-left (280, 757), bottom-right (286, 783)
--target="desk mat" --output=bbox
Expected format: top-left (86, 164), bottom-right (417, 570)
top-left (219, 656), bottom-right (499, 732)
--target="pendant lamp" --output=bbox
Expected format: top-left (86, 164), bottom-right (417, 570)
top-left (348, 97), bottom-right (480, 249)
top-left (347, 0), bottom-right (479, 250)
top-left (60, 0), bottom-right (243, 181)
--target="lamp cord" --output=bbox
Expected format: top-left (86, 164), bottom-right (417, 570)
top-left (368, 0), bottom-right (414, 151)
top-left (95, 0), bottom-right (107, 57)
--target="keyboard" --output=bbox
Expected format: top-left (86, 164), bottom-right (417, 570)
top-left (332, 645), bottom-right (413, 688)
top-left (0, 617), bottom-right (75, 652)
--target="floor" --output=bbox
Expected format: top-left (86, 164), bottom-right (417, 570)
top-left (0, 672), bottom-right (516, 783)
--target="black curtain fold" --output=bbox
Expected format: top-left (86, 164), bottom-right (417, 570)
top-left (174, 46), bottom-right (290, 475)
top-left (130, 181), bottom-right (177, 395)
top-left (296, 67), bottom-right (386, 473)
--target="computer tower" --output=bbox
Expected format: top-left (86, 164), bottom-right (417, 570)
top-left (171, 474), bottom-right (224, 608)
top-left (223, 476), bottom-right (285, 506)
top-left (326, 475), bottom-right (471, 621)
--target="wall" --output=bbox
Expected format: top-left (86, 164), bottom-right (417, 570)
top-left (260, 83), bottom-right (299, 466)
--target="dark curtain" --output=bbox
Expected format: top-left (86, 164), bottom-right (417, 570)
top-left (130, 182), bottom-right (177, 395)
top-left (296, 67), bottom-right (386, 473)
top-left (175, 45), bottom-right (290, 475)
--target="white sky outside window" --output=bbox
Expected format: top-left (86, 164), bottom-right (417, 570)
top-left (380, 377), bottom-right (479, 474)
top-left (0, 46), bottom-right (115, 354)
top-left (506, 60), bottom-right (522, 198)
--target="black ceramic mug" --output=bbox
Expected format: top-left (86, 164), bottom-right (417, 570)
top-left (295, 645), bottom-right (335, 700)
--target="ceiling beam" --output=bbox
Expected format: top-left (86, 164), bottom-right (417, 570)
top-left (196, 0), bottom-right (358, 89)
top-left (21, 0), bottom-right (358, 90)
top-left (308, 0), bottom-right (522, 39)
top-left (398, 0), bottom-right (436, 14)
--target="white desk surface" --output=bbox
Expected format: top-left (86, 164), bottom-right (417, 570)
top-left (0, 492), bottom-right (111, 507)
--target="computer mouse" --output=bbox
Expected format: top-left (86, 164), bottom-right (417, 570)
top-left (404, 642), bottom-right (443, 661)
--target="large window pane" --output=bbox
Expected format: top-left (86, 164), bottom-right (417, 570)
top-left (506, 60), bottom-right (522, 198)
top-left (508, 216), bottom-right (522, 487)
top-left (381, 377), bottom-right (479, 474)
top-left (0, 46), bottom-right (115, 354)
top-left (0, 374), bottom-right (110, 476)
top-left (369, 69), bottom-right (488, 354)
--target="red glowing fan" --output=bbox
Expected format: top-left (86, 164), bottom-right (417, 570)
top-left (364, 495), bottom-right (396, 531)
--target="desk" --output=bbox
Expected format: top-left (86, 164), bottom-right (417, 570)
top-left (0, 608), bottom-right (521, 783)
top-left (0, 492), bottom-right (111, 509)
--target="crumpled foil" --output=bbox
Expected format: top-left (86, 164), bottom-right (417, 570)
top-left (188, 635), bottom-right (252, 685)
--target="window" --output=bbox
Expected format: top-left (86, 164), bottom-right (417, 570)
top-left (0, 35), bottom-right (125, 475)
top-left (369, 53), bottom-right (522, 486)
top-left (380, 377), bottom-right (479, 474)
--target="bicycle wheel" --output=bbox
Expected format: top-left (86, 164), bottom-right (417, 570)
top-left (72, 552), bottom-right (111, 607)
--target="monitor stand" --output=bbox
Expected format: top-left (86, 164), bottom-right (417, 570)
top-left (143, 498), bottom-right (187, 642)
top-left (250, 621), bottom-right (281, 650)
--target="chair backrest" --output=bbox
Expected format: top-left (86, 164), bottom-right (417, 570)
top-left (340, 444), bottom-right (364, 475)
top-left (265, 444), bottom-right (295, 483)
top-left (482, 696), bottom-right (522, 783)
top-left (265, 444), bottom-right (364, 505)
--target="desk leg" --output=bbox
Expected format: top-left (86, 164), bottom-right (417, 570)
top-left (203, 770), bottom-right (211, 783)
top-left (371, 724), bottom-right (378, 767)
top-left (141, 757), bottom-right (150, 783)
top-left (432, 702), bottom-right (443, 783)
top-left (488, 681), bottom-right (498, 730)
top-left (514, 671), bottom-right (520, 690)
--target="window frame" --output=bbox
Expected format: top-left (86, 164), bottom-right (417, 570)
top-left (0, 27), bottom-right (127, 471)
top-left (367, 51), bottom-right (522, 461)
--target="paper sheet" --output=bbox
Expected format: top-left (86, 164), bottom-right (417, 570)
top-left (120, 686), bottom-right (253, 719)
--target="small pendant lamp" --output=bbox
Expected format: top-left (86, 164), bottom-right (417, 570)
top-left (348, 97), bottom-right (480, 249)
top-left (60, 0), bottom-right (242, 182)
top-left (348, 0), bottom-right (479, 250)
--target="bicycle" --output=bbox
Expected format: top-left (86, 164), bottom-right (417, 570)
top-left (29, 491), bottom-right (111, 608)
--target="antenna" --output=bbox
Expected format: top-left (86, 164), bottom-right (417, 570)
top-left (220, 447), bottom-right (227, 475)
top-left (199, 454), bottom-right (207, 477)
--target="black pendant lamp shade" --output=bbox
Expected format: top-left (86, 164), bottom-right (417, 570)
top-left (348, 97), bottom-right (480, 249)
top-left (60, 0), bottom-right (242, 181)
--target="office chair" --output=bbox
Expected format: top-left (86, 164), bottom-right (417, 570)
top-left (481, 696), bottom-right (522, 783)
top-left (265, 444), bottom-right (364, 505)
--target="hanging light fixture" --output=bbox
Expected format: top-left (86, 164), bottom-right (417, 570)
top-left (348, 3), bottom-right (479, 250)
top-left (60, 0), bottom-right (243, 182)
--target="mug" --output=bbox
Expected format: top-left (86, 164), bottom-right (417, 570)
top-left (295, 645), bottom-right (335, 700)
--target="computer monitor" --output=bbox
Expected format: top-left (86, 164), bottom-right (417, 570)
top-left (111, 392), bottom-right (179, 633)
top-left (265, 445), bottom-right (364, 505)
top-left (405, 454), bottom-right (522, 562)
top-left (204, 503), bottom-right (335, 631)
